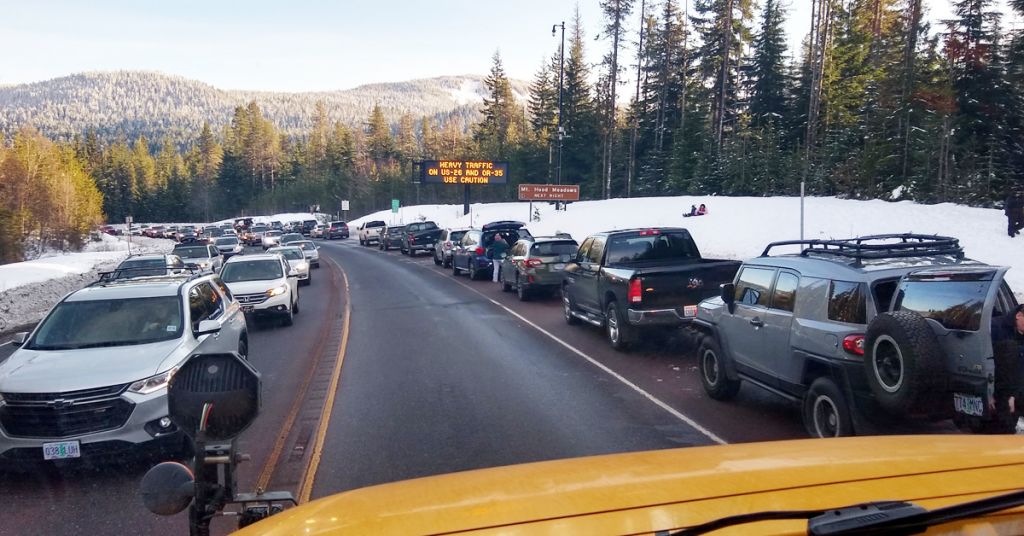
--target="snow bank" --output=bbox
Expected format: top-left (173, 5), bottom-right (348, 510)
top-left (0, 235), bottom-right (171, 331)
top-left (351, 196), bottom-right (1024, 296)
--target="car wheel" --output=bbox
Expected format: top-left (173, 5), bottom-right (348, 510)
top-left (864, 311), bottom-right (944, 415)
top-left (293, 295), bottom-right (300, 315)
top-left (802, 377), bottom-right (853, 438)
top-left (282, 305), bottom-right (294, 327)
top-left (516, 277), bottom-right (530, 301)
top-left (501, 271), bottom-right (512, 292)
top-left (300, 277), bottom-right (310, 287)
top-left (468, 259), bottom-right (477, 280)
top-left (434, 252), bottom-right (442, 265)
top-left (605, 300), bottom-right (633, 351)
top-left (563, 290), bottom-right (581, 325)
top-left (443, 255), bottom-right (452, 268)
top-left (698, 337), bottom-right (740, 400)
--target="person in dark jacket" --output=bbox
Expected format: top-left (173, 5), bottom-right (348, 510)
top-left (1006, 193), bottom-right (1023, 237)
top-left (991, 304), bottom-right (1024, 423)
top-left (486, 233), bottom-right (509, 283)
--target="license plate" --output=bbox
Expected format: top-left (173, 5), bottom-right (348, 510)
top-left (553, 263), bottom-right (566, 270)
top-left (954, 393), bottom-right (984, 417)
top-left (683, 305), bottom-right (698, 317)
top-left (242, 305), bottom-right (254, 313)
top-left (43, 440), bottom-right (81, 460)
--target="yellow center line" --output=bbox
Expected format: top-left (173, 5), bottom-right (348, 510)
top-left (297, 258), bottom-right (352, 503)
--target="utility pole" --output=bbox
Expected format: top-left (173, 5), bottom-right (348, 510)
top-left (553, 21), bottom-right (565, 210)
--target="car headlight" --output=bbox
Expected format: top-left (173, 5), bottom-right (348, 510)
top-left (296, 261), bottom-right (308, 270)
top-left (128, 367), bottom-right (178, 395)
top-left (267, 284), bottom-right (289, 297)
top-left (198, 261), bottom-right (210, 269)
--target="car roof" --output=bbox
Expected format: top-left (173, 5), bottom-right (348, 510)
top-left (527, 236), bottom-right (578, 243)
top-left (225, 253), bottom-right (282, 263)
top-left (68, 278), bottom-right (194, 301)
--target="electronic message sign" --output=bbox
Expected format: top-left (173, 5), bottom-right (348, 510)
top-left (421, 160), bottom-right (508, 185)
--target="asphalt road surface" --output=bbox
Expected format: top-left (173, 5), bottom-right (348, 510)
top-left (0, 237), bottom-right (814, 536)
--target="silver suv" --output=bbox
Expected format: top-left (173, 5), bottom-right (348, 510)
top-left (0, 272), bottom-right (248, 464)
top-left (691, 234), bottom-right (1018, 438)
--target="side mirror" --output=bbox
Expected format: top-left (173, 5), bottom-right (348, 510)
top-left (11, 332), bottom-right (28, 347)
top-left (720, 283), bottom-right (736, 313)
top-left (195, 319), bottom-right (221, 336)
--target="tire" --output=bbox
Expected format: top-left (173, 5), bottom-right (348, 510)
top-left (605, 300), bottom-right (633, 351)
top-left (300, 277), bottom-right (310, 287)
top-left (281, 304), bottom-right (294, 327)
top-left (359, 238), bottom-right (365, 246)
top-left (864, 311), bottom-right (944, 415)
top-left (468, 258), bottom-right (478, 280)
top-left (434, 252), bottom-right (442, 266)
top-left (443, 255), bottom-right (452, 269)
top-left (292, 295), bottom-right (300, 315)
top-left (516, 277), bottom-right (530, 301)
top-left (501, 271), bottom-right (512, 292)
top-left (802, 377), bottom-right (853, 438)
top-left (563, 289), bottom-right (581, 325)
top-left (698, 337), bottom-right (740, 400)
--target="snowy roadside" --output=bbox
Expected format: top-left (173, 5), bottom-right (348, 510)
top-left (0, 234), bottom-right (172, 332)
top-left (350, 195), bottom-right (1024, 299)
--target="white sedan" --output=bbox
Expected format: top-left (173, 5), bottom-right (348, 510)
top-left (293, 240), bottom-right (320, 269)
top-left (268, 246), bottom-right (311, 286)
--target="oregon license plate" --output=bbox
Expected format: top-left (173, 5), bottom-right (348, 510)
top-left (242, 305), bottom-right (254, 313)
top-left (953, 393), bottom-right (984, 417)
top-left (42, 440), bottom-right (81, 460)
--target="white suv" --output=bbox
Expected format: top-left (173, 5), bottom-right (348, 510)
top-left (220, 253), bottom-right (300, 326)
top-left (0, 273), bottom-right (247, 464)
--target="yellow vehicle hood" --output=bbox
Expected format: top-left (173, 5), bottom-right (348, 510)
top-left (239, 435), bottom-right (1024, 535)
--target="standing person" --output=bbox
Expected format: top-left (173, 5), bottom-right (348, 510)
top-left (1006, 192), bottom-right (1023, 237)
top-left (991, 304), bottom-right (1024, 430)
top-left (487, 233), bottom-right (509, 283)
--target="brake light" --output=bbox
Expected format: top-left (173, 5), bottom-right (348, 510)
top-left (524, 258), bottom-right (542, 268)
top-left (628, 278), bottom-right (643, 304)
top-left (638, 229), bottom-right (661, 236)
top-left (842, 335), bottom-right (865, 356)
top-left (475, 246), bottom-right (485, 255)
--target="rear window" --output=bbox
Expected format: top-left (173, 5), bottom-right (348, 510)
top-left (894, 279), bottom-right (991, 331)
top-left (828, 280), bottom-right (867, 324)
top-left (531, 241), bottom-right (578, 257)
top-left (367, 221), bottom-right (385, 228)
top-left (449, 230), bottom-right (467, 243)
top-left (605, 231), bottom-right (699, 264)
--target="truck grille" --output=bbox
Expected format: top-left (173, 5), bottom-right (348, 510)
top-left (235, 293), bottom-right (269, 305)
top-left (0, 383), bottom-right (134, 438)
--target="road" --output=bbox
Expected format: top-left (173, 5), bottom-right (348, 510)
top-left (0, 238), bottom-right (808, 536)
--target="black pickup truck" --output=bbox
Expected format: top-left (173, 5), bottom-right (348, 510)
top-left (562, 228), bottom-right (741, 350)
top-left (401, 221), bottom-right (442, 256)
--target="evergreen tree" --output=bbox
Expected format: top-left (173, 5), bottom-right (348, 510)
top-left (748, 0), bottom-right (789, 128)
top-left (598, 0), bottom-right (635, 198)
top-left (474, 51), bottom-right (519, 160)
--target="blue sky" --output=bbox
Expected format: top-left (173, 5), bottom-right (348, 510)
top-left (1, 0), bottom-right (1019, 91)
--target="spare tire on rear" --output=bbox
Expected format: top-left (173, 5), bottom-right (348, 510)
top-left (864, 311), bottom-right (945, 415)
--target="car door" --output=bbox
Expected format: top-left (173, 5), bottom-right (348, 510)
top-left (761, 270), bottom-right (800, 384)
top-left (564, 237), bottom-right (593, 309)
top-left (719, 266), bottom-right (777, 381)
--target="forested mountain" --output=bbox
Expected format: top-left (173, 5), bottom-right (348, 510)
top-left (0, 71), bottom-right (530, 143)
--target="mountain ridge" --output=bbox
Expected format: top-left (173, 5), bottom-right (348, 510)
top-left (0, 70), bottom-right (530, 143)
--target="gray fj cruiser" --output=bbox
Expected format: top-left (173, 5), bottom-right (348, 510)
top-left (690, 234), bottom-right (1019, 438)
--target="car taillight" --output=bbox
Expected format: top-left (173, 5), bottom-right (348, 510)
top-left (842, 335), bottom-right (865, 356)
top-left (524, 258), bottom-right (542, 268)
top-left (638, 229), bottom-right (661, 236)
top-left (628, 278), bottom-right (642, 304)
top-left (475, 246), bottom-right (485, 255)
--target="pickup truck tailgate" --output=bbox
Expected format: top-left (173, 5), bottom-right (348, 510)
top-left (632, 260), bottom-right (741, 311)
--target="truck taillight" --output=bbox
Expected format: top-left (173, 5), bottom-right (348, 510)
top-left (638, 229), bottom-right (661, 236)
top-left (475, 246), bottom-right (485, 255)
top-left (628, 278), bottom-right (642, 304)
top-left (524, 258), bottom-right (542, 268)
top-left (842, 335), bottom-right (865, 356)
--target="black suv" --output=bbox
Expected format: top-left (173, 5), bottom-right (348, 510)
top-left (691, 234), bottom-right (1019, 437)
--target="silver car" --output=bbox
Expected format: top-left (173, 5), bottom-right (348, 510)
top-left (293, 240), bottom-right (320, 268)
top-left (268, 246), bottom-right (311, 286)
top-left (0, 273), bottom-right (248, 463)
top-left (262, 229), bottom-right (283, 250)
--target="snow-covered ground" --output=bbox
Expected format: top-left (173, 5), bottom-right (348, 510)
top-left (0, 234), bottom-right (171, 331)
top-left (351, 195), bottom-right (1024, 297)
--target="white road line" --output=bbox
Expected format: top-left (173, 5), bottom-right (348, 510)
top-left (419, 263), bottom-right (728, 446)
top-left (0, 341), bottom-right (12, 347)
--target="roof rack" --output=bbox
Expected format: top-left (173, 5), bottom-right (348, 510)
top-left (760, 233), bottom-right (964, 267)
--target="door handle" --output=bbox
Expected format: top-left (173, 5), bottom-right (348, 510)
top-left (749, 317), bottom-right (764, 327)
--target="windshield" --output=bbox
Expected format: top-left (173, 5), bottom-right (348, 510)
top-left (28, 296), bottom-right (183, 349)
top-left (215, 237), bottom-right (238, 246)
top-left (272, 248), bottom-right (305, 260)
top-left (265, 230), bottom-right (282, 237)
top-left (605, 232), bottom-right (699, 264)
top-left (221, 259), bottom-right (283, 282)
top-left (297, 242), bottom-right (316, 251)
top-left (173, 247), bottom-right (209, 259)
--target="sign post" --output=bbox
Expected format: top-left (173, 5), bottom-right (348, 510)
top-left (125, 216), bottom-right (133, 255)
top-left (341, 200), bottom-right (350, 222)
